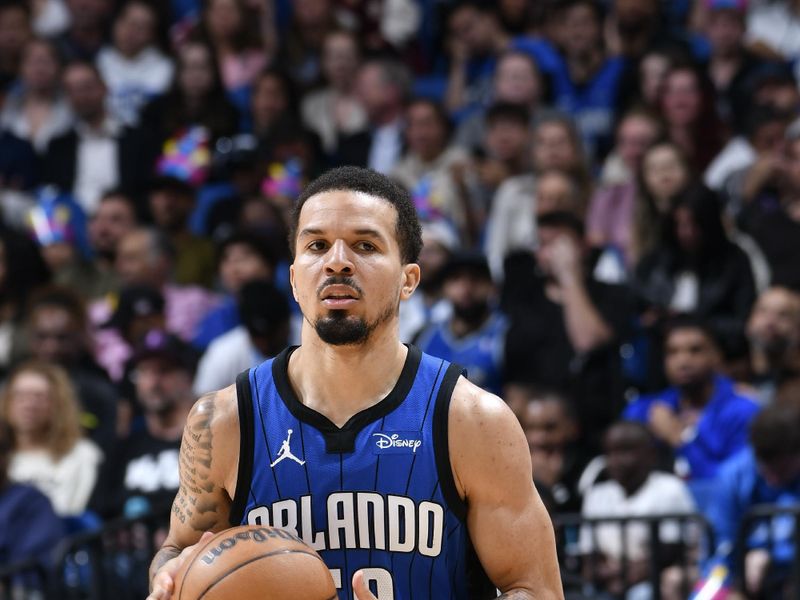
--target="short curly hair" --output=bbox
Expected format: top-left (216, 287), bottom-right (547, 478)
top-left (289, 166), bottom-right (423, 264)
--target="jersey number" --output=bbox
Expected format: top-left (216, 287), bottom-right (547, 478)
top-left (329, 568), bottom-right (394, 599)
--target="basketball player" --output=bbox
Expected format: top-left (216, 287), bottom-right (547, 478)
top-left (147, 167), bottom-right (563, 599)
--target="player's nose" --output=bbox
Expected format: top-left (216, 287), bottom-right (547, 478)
top-left (323, 239), bottom-right (354, 274)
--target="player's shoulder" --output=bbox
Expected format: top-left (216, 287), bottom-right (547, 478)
top-left (448, 375), bottom-right (521, 438)
top-left (188, 384), bottom-right (239, 435)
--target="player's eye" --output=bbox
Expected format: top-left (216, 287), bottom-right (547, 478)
top-left (307, 240), bottom-right (328, 251)
top-left (356, 241), bottom-right (377, 252)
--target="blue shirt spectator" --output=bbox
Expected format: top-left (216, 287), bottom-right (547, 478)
top-left (414, 251), bottom-right (506, 395)
top-left (624, 317), bottom-right (760, 509)
top-left (707, 403), bottom-right (800, 597)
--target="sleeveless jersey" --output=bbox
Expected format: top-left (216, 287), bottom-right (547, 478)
top-left (229, 345), bottom-right (493, 600)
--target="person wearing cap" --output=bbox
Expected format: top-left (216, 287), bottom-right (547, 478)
top-left (91, 329), bottom-right (198, 521)
top-left (414, 252), bottom-right (507, 396)
top-left (193, 279), bottom-right (290, 396)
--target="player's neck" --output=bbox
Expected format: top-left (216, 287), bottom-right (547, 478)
top-left (290, 330), bottom-right (408, 427)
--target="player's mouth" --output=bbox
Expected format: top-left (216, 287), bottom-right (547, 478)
top-left (320, 285), bottom-right (360, 308)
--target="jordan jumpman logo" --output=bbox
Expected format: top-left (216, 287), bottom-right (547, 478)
top-left (270, 429), bottom-right (306, 467)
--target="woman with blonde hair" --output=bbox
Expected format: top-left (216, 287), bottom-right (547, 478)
top-left (0, 360), bottom-right (102, 516)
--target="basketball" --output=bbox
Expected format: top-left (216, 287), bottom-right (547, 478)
top-left (171, 525), bottom-right (337, 600)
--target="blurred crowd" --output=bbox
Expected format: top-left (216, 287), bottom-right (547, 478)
top-left (1, 0), bottom-right (800, 597)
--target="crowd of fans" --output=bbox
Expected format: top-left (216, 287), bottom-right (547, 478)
top-left (0, 0), bottom-right (800, 597)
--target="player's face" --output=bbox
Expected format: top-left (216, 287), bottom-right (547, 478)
top-left (290, 190), bottom-right (420, 346)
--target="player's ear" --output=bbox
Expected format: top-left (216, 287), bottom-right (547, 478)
top-left (289, 265), bottom-right (299, 302)
top-left (400, 263), bottom-right (421, 300)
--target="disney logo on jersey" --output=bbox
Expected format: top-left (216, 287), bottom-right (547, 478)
top-left (372, 432), bottom-right (422, 454)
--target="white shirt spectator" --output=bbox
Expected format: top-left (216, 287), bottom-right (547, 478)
top-left (9, 438), bottom-right (102, 516)
top-left (747, 3), bottom-right (800, 59)
top-left (193, 326), bottom-right (265, 396)
top-left (96, 46), bottom-right (174, 126)
top-left (579, 472), bottom-right (696, 562)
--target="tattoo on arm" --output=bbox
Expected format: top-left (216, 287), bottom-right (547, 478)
top-left (149, 546), bottom-right (180, 590)
top-left (171, 392), bottom-right (221, 532)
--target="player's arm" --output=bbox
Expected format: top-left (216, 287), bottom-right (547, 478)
top-left (451, 377), bottom-right (564, 600)
top-left (147, 385), bottom-right (240, 599)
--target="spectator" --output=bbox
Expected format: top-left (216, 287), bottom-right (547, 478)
top-left (0, 360), bottom-right (102, 516)
top-left (0, 127), bottom-right (39, 193)
top-left (336, 58), bottom-right (410, 175)
top-left (55, 0), bottom-right (112, 61)
top-left (534, 169), bottom-right (588, 217)
top-left (0, 419), bottom-right (63, 568)
top-left (91, 330), bottom-right (197, 519)
top-left (250, 68), bottom-right (298, 143)
top-left (624, 317), bottom-right (760, 509)
top-left (300, 30), bottom-right (366, 157)
top-left (398, 222), bottom-right (455, 343)
top-left (580, 421), bottom-right (695, 600)
top-left (42, 60), bottom-right (155, 215)
top-left (706, 104), bottom-right (789, 197)
top-left (139, 39), bottom-right (239, 154)
top-left (485, 110), bottom-right (589, 278)
top-left (659, 62), bottom-right (726, 172)
top-left (541, 0), bottom-right (627, 160)
top-left (454, 50), bottom-right (545, 153)
top-left (444, 2), bottom-right (511, 116)
top-left (744, 286), bottom-right (800, 405)
top-left (617, 44), bottom-right (683, 115)
top-left (100, 284), bottom-right (166, 393)
top-left (587, 108), bottom-right (664, 267)
top-left (630, 141), bottom-right (692, 268)
top-left (634, 183), bottom-right (756, 357)
top-left (194, 279), bottom-right (289, 395)
top-left (503, 211), bottom-right (632, 447)
top-left (26, 192), bottom-right (113, 301)
top-left (391, 98), bottom-right (471, 242)
top-left (96, 0), bottom-right (174, 126)
top-left (736, 123), bottom-right (800, 290)
top-left (98, 227), bottom-right (220, 344)
top-left (0, 1), bottom-right (33, 91)
top-left (87, 189), bottom-right (139, 276)
top-left (702, 0), bottom-right (765, 132)
top-left (192, 231), bottom-right (276, 350)
top-left (708, 402), bottom-right (800, 598)
top-left (25, 285), bottom-right (117, 457)
top-left (414, 252), bottom-right (507, 396)
top-left (0, 38), bottom-right (72, 153)
top-left (147, 176), bottom-right (215, 289)
top-left (278, 0), bottom-right (338, 90)
top-left (194, 0), bottom-right (275, 93)
top-left (519, 387), bottom-right (596, 514)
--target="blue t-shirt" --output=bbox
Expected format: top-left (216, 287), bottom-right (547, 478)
top-left (229, 346), bottom-right (492, 600)
top-left (414, 312), bottom-right (507, 396)
top-left (624, 375), bottom-right (760, 481)
top-left (709, 448), bottom-right (800, 569)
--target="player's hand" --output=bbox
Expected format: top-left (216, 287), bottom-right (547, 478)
top-left (146, 532), bottom-right (214, 600)
top-left (352, 570), bottom-right (379, 600)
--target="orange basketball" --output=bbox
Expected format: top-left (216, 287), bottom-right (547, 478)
top-left (172, 525), bottom-right (337, 600)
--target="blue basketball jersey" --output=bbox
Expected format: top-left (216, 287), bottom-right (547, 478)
top-left (228, 345), bottom-right (494, 600)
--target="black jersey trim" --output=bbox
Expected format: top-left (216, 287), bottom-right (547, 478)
top-left (271, 344), bottom-right (422, 454)
top-left (229, 369), bottom-right (254, 526)
top-left (432, 362), bottom-right (468, 522)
